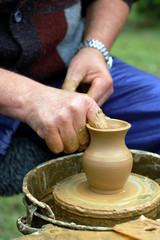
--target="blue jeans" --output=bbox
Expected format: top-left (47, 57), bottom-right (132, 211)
top-left (102, 58), bottom-right (160, 154)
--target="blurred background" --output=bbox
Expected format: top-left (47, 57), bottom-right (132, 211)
top-left (0, 0), bottom-right (160, 239)
top-left (111, 0), bottom-right (160, 77)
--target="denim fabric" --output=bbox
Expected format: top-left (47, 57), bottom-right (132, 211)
top-left (0, 116), bottom-right (20, 162)
top-left (102, 57), bottom-right (160, 154)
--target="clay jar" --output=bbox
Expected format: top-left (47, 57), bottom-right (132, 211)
top-left (82, 119), bottom-right (133, 194)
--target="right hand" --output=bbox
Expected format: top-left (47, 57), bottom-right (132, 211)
top-left (25, 85), bottom-right (106, 154)
top-left (62, 47), bottom-right (113, 107)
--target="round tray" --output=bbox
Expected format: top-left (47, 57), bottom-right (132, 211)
top-left (53, 172), bottom-right (160, 226)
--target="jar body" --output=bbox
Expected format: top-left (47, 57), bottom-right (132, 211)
top-left (82, 119), bottom-right (133, 194)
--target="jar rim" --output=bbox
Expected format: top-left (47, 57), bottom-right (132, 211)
top-left (87, 118), bottom-right (131, 132)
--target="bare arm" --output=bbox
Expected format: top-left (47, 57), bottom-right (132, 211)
top-left (62, 0), bottom-right (130, 105)
top-left (0, 68), bottom-right (106, 153)
top-left (83, 0), bottom-right (130, 49)
top-left (0, 1), bottom-right (130, 154)
top-left (0, 68), bottom-right (37, 121)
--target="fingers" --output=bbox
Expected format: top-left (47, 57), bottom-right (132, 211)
top-left (62, 75), bottom-right (79, 92)
top-left (44, 125), bottom-right (79, 154)
top-left (87, 77), bottom-right (113, 106)
top-left (44, 128), bottom-right (64, 154)
top-left (77, 124), bottom-right (90, 151)
top-left (44, 126), bottom-right (89, 154)
top-left (97, 87), bottom-right (113, 106)
top-left (59, 124), bottom-right (79, 153)
top-left (44, 124), bottom-right (89, 154)
top-left (62, 52), bottom-right (89, 92)
top-left (86, 102), bottom-right (109, 129)
top-left (62, 68), bottom-right (85, 92)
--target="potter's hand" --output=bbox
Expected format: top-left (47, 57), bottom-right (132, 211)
top-left (62, 47), bottom-right (113, 106)
top-left (25, 85), bottom-right (108, 154)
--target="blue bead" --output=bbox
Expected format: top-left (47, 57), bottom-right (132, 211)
top-left (13, 10), bottom-right (22, 23)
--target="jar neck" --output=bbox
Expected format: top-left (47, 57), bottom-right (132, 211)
top-left (88, 129), bottom-right (129, 149)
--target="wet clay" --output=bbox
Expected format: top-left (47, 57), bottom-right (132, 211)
top-left (113, 215), bottom-right (160, 240)
top-left (53, 172), bottom-right (160, 226)
top-left (83, 118), bottom-right (133, 194)
top-left (88, 109), bottom-right (109, 129)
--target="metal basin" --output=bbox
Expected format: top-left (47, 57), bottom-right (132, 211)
top-left (17, 150), bottom-right (160, 235)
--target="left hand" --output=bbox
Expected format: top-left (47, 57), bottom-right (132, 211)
top-left (62, 47), bottom-right (114, 106)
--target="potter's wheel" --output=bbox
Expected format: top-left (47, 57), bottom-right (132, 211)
top-left (53, 172), bottom-right (160, 226)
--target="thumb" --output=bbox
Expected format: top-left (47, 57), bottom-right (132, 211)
top-left (87, 106), bottom-right (110, 129)
top-left (62, 68), bottom-right (85, 92)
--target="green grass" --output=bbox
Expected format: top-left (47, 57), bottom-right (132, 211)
top-left (0, 16), bottom-right (160, 240)
top-left (111, 25), bottom-right (160, 77)
top-left (110, 3), bottom-right (160, 77)
top-left (0, 194), bottom-right (24, 240)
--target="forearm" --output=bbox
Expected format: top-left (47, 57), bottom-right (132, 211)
top-left (83, 0), bottom-right (130, 50)
top-left (0, 68), bottom-right (43, 122)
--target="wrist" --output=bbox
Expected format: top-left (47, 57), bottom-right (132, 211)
top-left (78, 39), bottom-right (113, 70)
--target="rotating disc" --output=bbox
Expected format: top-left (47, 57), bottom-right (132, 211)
top-left (53, 173), bottom-right (160, 220)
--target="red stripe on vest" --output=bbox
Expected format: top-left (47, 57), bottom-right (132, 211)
top-left (33, 10), bottom-right (67, 80)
